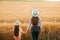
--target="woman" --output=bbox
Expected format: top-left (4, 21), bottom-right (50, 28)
top-left (27, 9), bottom-right (42, 40)
top-left (14, 20), bottom-right (25, 40)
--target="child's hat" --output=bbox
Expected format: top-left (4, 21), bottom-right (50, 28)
top-left (31, 9), bottom-right (39, 17)
top-left (14, 20), bottom-right (20, 25)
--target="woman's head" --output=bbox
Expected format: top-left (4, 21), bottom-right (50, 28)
top-left (31, 9), bottom-right (39, 17)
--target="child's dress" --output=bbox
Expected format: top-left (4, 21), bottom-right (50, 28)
top-left (14, 36), bottom-right (20, 40)
top-left (14, 27), bottom-right (22, 40)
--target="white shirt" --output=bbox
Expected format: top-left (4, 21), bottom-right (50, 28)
top-left (28, 18), bottom-right (42, 29)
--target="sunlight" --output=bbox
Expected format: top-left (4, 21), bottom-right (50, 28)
top-left (45, 0), bottom-right (60, 1)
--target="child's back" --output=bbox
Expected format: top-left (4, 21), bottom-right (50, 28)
top-left (14, 20), bottom-right (21, 40)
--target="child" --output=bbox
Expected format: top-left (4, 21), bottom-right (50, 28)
top-left (14, 20), bottom-right (25, 40)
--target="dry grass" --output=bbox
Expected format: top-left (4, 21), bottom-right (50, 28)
top-left (0, 22), bottom-right (60, 40)
top-left (0, 1), bottom-right (60, 40)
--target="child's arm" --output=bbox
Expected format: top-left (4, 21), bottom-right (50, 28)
top-left (20, 27), bottom-right (27, 33)
top-left (19, 27), bottom-right (25, 33)
top-left (22, 31), bottom-right (26, 33)
top-left (19, 27), bottom-right (22, 32)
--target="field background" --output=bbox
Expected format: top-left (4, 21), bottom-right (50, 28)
top-left (0, 0), bottom-right (44, 2)
top-left (0, 1), bottom-right (60, 40)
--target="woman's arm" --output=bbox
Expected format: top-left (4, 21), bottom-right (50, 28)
top-left (26, 19), bottom-right (31, 32)
top-left (38, 18), bottom-right (42, 29)
top-left (28, 19), bottom-right (31, 28)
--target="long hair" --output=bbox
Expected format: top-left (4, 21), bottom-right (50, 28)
top-left (14, 25), bottom-right (19, 37)
top-left (31, 16), bottom-right (39, 26)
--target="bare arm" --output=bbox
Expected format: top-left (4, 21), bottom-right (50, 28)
top-left (19, 27), bottom-right (26, 33)
top-left (19, 27), bottom-right (22, 32)
top-left (38, 18), bottom-right (42, 29)
top-left (28, 19), bottom-right (31, 29)
top-left (26, 19), bottom-right (31, 32)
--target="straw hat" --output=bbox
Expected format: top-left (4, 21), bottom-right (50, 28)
top-left (31, 9), bottom-right (39, 17)
top-left (14, 20), bottom-right (20, 25)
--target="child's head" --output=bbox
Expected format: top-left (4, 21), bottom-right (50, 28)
top-left (14, 20), bottom-right (20, 37)
top-left (14, 20), bottom-right (20, 26)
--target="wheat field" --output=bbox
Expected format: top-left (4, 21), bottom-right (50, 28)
top-left (0, 1), bottom-right (60, 40)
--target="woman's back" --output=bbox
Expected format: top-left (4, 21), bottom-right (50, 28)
top-left (31, 17), bottom-right (39, 26)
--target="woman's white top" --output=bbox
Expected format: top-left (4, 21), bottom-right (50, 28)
top-left (28, 18), bottom-right (42, 29)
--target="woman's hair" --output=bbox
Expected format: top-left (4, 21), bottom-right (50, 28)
top-left (14, 25), bottom-right (19, 37)
top-left (31, 16), bottom-right (39, 26)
